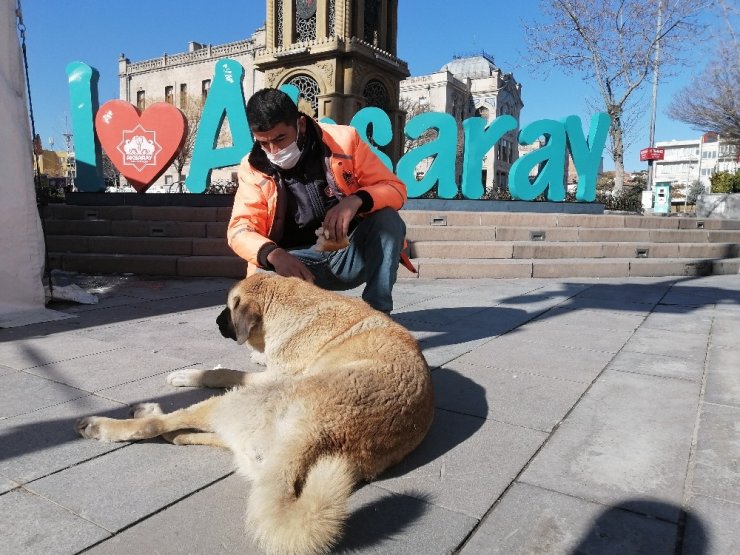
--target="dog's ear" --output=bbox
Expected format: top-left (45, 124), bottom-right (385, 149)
top-left (232, 297), bottom-right (262, 345)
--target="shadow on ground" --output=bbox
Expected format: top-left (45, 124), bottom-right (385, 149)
top-left (572, 498), bottom-right (708, 555)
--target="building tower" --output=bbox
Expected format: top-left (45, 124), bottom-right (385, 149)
top-left (256, 0), bottom-right (409, 161)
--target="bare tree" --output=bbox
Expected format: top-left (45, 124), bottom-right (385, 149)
top-left (668, 4), bottom-right (740, 146)
top-left (171, 96), bottom-right (204, 191)
top-left (525, 0), bottom-right (708, 192)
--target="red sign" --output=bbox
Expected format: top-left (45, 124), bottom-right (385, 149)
top-left (95, 100), bottom-right (187, 192)
top-left (640, 147), bottom-right (665, 161)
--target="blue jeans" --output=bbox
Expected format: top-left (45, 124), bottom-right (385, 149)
top-left (287, 208), bottom-right (406, 313)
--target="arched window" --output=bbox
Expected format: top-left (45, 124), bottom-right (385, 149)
top-left (363, 79), bottom-right (389, 110)
top-left (286, 74), bottom-right (320, 116)
top-left (364, 0), bottom-right (380, 45)
top-left (295, 0), bottom-right (317, 42)
top-left (328, 0), bottom-right (336, 37)
top-left (276, 0), bottom-right (284, 46)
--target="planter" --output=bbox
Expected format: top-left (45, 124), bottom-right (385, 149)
top-left (696, 193), bottom-right (740, 219)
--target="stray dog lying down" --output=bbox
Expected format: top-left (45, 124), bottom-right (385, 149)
top-left (76, 274), bottom-right (435, 554)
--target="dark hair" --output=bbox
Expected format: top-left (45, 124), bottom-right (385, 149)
top-left (246, 88), bottom-right (300, 132)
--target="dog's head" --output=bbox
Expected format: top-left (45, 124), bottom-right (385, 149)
top-left (217, 276), bottom-right (265, 350)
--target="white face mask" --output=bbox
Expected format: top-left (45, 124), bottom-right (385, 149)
top-left (265, 140), bottom-right (302, 170)
top-left (264, 119), bottom-right (304, 169)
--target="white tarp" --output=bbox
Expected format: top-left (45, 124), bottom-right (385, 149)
top-left (0, 0), bottom-right (66, 326)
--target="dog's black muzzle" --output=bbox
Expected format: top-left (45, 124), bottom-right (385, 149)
top-left (217, 307), bottom-right (237, 341)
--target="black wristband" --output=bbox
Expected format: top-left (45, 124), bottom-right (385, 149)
top-left (257, 242), bottom-right (279, 270)
top-left (353, 190), bottom-right (374, 213)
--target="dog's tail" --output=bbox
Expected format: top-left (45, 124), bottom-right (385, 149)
top-left (247, 453), bottom-right (355, 555)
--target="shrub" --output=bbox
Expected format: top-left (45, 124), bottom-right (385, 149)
top-left (710, 171), bottom-right (740, 194)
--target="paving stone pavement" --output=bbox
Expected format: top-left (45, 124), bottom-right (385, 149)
top-left (1, 273), bottom-right (739, 554)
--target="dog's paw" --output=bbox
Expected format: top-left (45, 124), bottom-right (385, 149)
top-left (131, 403), bottom-right (162, 418)
top-left (75, 416), bottom-right (111, 441)
top-left (249, 351), bottom-right (267, 367)
top-left (166, 369), bottom-right (204, 387)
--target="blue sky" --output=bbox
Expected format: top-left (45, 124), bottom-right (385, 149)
top-left (19, 1), bottom-right (721, 171)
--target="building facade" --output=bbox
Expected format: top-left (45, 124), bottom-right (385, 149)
top-left (256, 0), bottom-right (409, 160)
top-left (654, 133), bottom-right (739, 197)
top-left (118, 29), bottom-right (266, 189)
top-left (399, 53), bottom-right (523, 193)
top-left (117, 1), bottom-right (412, 189)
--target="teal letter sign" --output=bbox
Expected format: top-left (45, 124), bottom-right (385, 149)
top-left (565, 113), bottom-right (611, 202)
top-left (66, 62), bottom-right (104, 192)
top-left (461, 115), bottom-right (518, 199)
top-left (509, 119), bottom-right (567, 201)
top-left (185, 59), bottom-right (253, 193)
top-left (396, 112), bottom-right (458, 199)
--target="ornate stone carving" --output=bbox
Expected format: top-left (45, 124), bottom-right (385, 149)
top-left (315, 61), bottom-right (335, 86)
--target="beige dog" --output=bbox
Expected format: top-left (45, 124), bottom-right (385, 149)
top-left (76, 274), bottom-right (434, 555)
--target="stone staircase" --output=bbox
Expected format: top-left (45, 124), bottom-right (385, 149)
top-left (403, 211), bottom-right (740, 278)
top-left (41, 203), bottom-right (740, 280)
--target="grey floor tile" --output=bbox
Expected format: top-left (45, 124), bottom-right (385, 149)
top-left (703, 346), bottom-right (740, 408)
top-left (84, 474), bottom-right (257, 554)
top-left (683, 494), bottom-right (740, 555)
top-left (0, 487), bottom-right (110, 554)
top-left (572, 282), bottom-right (672, 305)
top-left (0, 363), bottom-right (17, 377)
top-left (336, 484), bottom-right (478, 554)
top-left (95, 372), bottom-right (231, 411)
top-left (78, 317), bottom-right (242, 366)
top-left (375, 408), bottom-right (546, 519)
top-left (419, 331), bottom-right (493, 368)
top-left (606, 350), bottom-right (705, 382)
top-left (86, 477), bottom-right (478, 555)
top-left (27, 442), bottom-right (233, 533)
top-left (641, 306), bottom-right (715, 334)
top-left (460, 482), bottom-right (677, 555)
top-left (435, 362), bottom-right (586, 432)
top-left (0, 396), bottom-right (128, 483)
top-left (455, 335), bottom-right (615, 383)
top-left (528, 307), bottom-right (647, 332)
top-left (0, 372), bottom-right (88, 419)
top-left (622, 327), bottom-right (709, 363)
top-left (0, 476), bottom-right (18, 494)
top-left (504, 323), bottom-right (635, 353)
top-left (710, 313), bottom-right (740, 348)
top-left (0, 334), bottom-right (124, 371)
top-left (23, 346), bottom-right (193, 392)
top-left (520, 371), bottom-right (700, 522)
top-left (565, 296), bottom-right (659, 313)
top-left (691, 403), bottom-right (740, 505)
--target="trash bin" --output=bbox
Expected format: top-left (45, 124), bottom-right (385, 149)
top-left (653, 182), bottom-right (671, 214)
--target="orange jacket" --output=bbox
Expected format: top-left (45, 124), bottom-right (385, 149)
top-left (228, 121), bottom-right (407, 269)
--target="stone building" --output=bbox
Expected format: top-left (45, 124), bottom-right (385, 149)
top-left (256, 0), bottom-right (409, 160)
top-left (654, 133), bottom-right (739, 195)
top-left (117, 1), bottom-right (410, 189)
top-left (399, 53), bottom-right (523, 193)
top-left (118, 29), bottom-right (266, 189)
top-left (116, 3), bottom-right (523, 194)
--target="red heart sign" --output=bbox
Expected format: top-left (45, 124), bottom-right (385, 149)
top-left (95, 100), bottom-right (187, 192)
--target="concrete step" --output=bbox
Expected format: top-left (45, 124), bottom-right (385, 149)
top-left (400, 210), bottom-right (740, 230)
top-left (409, 241), bottom-right (740, 260)
top-left (44, 219), bottom-right (228, 239)
top-left (405, 225), bottom-right (740, 243)
top-left (42, 204), bottom-right (232, 222)
top-left (48, 253), bottom-right (247, 278)
top-left (46, 236), bottom-right (233, 256)
top-left (406, 257), bottom-right (740, 279)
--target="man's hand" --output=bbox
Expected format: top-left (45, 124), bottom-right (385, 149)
top-left (266, 248), bottom-right (315, 283)
top-left (322, 195), bottom-right (362, 242)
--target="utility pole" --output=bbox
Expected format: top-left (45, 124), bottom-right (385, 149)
top-left (646, 0), bottom-right (664, 196)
